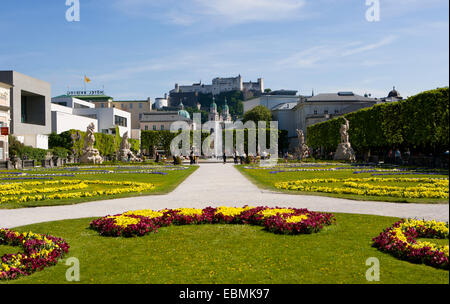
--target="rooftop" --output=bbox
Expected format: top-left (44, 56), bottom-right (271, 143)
top-left (305, 92), bottom-right (376, 103)
top-left (140, 111), bottom-right (192, 122)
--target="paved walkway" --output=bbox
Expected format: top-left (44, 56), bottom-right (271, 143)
top-left (0, 164), bottom-right (448, 228)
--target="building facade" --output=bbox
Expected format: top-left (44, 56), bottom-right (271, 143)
top-left (65, 93), bottom-right (150, 137)
top-left (0, 71), bottom-right (52, 149)
top-left (140, 110), bottom-right (193, 131)
top-left (51, 96), bottom-right (98, 134)
top-left (51, 96), bottom-right (131, 137)
top-left (243, 91), bottom-right (300, 113)
top-left (0, 82), bottom-right (12, 161)
top-left (170, 75), bottom-right (264, 96)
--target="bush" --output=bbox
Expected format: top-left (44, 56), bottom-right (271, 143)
top-left (8, 135), bottom-right (48, 161)
top-left (50, 147), bottom-right (70, 159)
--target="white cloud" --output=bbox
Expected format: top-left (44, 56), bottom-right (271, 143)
top-left (278, 36), bottom-right (397, 68)
top-left (341, 35), bottom-right (397, 56)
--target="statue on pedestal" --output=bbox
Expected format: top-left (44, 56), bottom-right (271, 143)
top-left (119, 131), bottom-right (139, 162)
top-left (296, 129), bottom-right (310, 159)
top-left (334, 118), bottom-right (356, 161)
top-left (79, 123), bottom-right (103, 164)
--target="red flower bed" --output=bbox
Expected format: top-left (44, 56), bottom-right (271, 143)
top-left (372, 220), bottom-right (449, 270)
top-left (90, 206), bottom-right (336, 237)
top-left (0, 229), bottom-right (70, 280)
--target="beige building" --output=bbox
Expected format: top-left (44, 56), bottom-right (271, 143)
top-left (140, 110), bottom-right (192, 131)
top-left (0, 82), bottom-right (12, 161)
top-left (111, 99), bottom-right (152, 129)
top-left (70, 95), bottom-right (152, 130)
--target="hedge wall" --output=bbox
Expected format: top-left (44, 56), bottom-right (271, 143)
top-left (306, 88), bottom-right (449, 154)
top-left (49, 127), bottom-right (140, 158)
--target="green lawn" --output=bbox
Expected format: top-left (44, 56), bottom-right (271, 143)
top-left (236, 165), bottom-right (449, 204)
top-left (0, 166), bottom-right (197, 209)
top-left (1, 213), bottom-right (448, 284)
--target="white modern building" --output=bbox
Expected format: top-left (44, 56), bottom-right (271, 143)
top-left (170, 75), bottom-right (264, 95)
top-left (51, 96), bottom-right (131, 137)
top-left (0, 71), bottom-right (52, 150)
top-left (51, 97), bottom-right (98, 134)
top-left (243, 90), bottom-right (300, 113)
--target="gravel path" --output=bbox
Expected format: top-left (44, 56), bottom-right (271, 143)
top-left (0, 163), bottom-right (448, 228)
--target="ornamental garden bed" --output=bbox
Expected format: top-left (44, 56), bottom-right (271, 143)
top-left (237, 164), bottom-right (449, 204)
top-left (0, 165), bottom-right (197, 209)
top-left (89, 206), bottom-right (335, 237)
top-left (1, 213), bottom-right (448, 284)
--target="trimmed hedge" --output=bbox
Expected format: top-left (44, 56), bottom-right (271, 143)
top-left (49, 127), bottom-right (140, 158)
top-left (8, 135), bottom-right (48, 161)
top-left (307, 88), bottom-right (449, 154)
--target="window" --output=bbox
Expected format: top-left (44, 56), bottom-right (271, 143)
top-left (114, 115), bottom-right (127, 127)
top-left (145, 125), bottom-right (148, 131)
top-left (121, 104), bottom-right (125, 109)
top-left (324, 110), bottom-right (328, 114)
top-left (100, 103), bottom-right (105, 108)
top-left (20, 91), bottom-right (45, 125)
top-left (313, 110), bottom-right (318, 115)
top-left (335, 109), bottom-right (339, 114)
top-left (153, 125), bottom-right (157, 131)
top-left (161, 125), bottom-right (164, 130)
top-left (129, 103), bottom-right (133, 109)
top-left (139, 103), bottom-right (143, 109)
top-left (139, 114), bottom-right (142, 120)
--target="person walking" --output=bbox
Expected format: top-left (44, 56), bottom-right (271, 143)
top-left (190, 149), bottom-right (195, 165)
top-left (223, 151), bottom-right (227, 164)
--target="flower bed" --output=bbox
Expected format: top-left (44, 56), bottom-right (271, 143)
top-left (0, 229), bottom-right (69, 280)
top-left (275, 177), bottom-right (449, 199)
top-left (0, 180), bottom-right (155, 205)
top-left (90, 206), bottom-right (335, 237)
top-left (372, 219), bottom-right (449, 270)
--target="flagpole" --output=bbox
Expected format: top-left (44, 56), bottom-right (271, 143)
top-left (84, 75), bottom-right (86, 93)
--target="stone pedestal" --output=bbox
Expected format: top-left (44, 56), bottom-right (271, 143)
top-left (297, 144), bottom-right (310, 159)
top-left (119, 149), bottom-right (138, 162)
top-left (334, 143), bottom-right (356, 161)
top-left (80, 148), bottom-right (103, 164)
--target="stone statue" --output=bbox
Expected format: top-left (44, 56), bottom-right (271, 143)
top-left (296, 129), bottom-right (310, 160)
top-left (334, 118), bottom-right (356, 161)
top-left (84, 123), bottom-right (96, 150)
top-left (297, 129), bottom-right (305, 146)
top-left (340, 118), bottom-right (350, 144)
top-left (79, 123), bottom-right (103, 164)
top-left (119, 131), bottom-right (139, 162)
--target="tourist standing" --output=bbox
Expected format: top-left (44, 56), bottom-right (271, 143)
top-left (395, 149), bottom-right (402, 165)
top-left (155, 151), bottom-right (160, 163)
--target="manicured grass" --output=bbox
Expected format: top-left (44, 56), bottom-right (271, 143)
top-left (0, 166), bottom-right (197, 209)
top-left (236, 165), bottom-right (449, 204)
top-left (1, 213), bottom-right (448, 284)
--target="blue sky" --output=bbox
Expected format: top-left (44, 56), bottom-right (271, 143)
top-left (0, 0), bottom-right (448, 100)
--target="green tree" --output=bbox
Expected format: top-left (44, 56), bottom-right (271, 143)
top-left (243, 105), bottom-right (272, 124)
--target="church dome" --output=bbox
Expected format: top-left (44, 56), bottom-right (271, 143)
top-left (223, 98), bottom-right (229, 113)
top-left (178, 109), bottom-right (190, 119)
top-left (210, 99), bottom-right (217, 112)
top-left (388, 86), bottom-right (400, 98)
